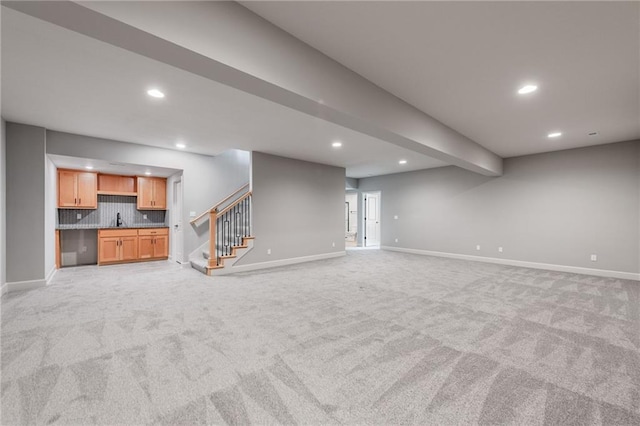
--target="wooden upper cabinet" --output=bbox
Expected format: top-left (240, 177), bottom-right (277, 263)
top-left (137, 177), bottom-right (154, 209)
top-left (76, 172), bottom-right (98, 208)
top-left (58, 170), bottom-right (78, 207)
top-left (98, 174), bottom-right (136, 195)
top-left (153, 178), bottom-right (167, 209)
top-left (137, 177), bottom-right (167, 210)
top-left (58, 169), bottom-right (97, 209)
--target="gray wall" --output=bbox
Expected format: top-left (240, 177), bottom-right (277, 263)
top-left (359, 140), bottom-right (640, 274)
top-left (45, 130), bottom-right (250, 262)
top-left (45, 156), bottom-right (57, 277)
top-left (0, 120), bottom-right (6, 289)
top-left (237, 152), bottom-right (345, 265)
top-left (6, 123), bottom-right (46, 282)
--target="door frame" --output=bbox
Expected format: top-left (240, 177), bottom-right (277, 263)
top-left (363, 191), bottom-right (381, 247)
top-left (172, 178), bottom-right (184, 263)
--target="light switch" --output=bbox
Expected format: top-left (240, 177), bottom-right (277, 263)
top-left (190, 211), bottom-right (196, 218)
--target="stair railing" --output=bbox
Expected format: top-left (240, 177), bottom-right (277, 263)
top-left (208, 191), bottom-right (252, 268)
top-left (189, 183), bottom-right (249, 226)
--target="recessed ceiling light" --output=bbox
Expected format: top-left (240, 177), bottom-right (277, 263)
top-left (547, 132), bottom-right (562, 138)
top-left (175, 143), bottom-right (186, 149)
top-left (332, 141), bottom-right (342, 148)
top-left (147, 88), bottom-right (165, 98)
top-left (144, 171), bottom-right (152, 175)
top-left (399, 160), bottom-right (407, 165)
top-left (518, 84), bottom-right (538, 95)
top-left (85, 165), bottom-right (94, 170)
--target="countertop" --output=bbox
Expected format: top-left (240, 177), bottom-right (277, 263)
top-left (57, 224), bottom-right (170, 230)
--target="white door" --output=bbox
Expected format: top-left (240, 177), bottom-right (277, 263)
top-left (364, 192), bottom-right (381, 247)
top-left (172, 179), bottom-right (184, 263)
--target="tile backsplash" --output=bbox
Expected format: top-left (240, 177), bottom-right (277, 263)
top-left (58, 195), bottom-right (166, 228)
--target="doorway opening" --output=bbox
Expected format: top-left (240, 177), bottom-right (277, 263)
top-left (363, 191), bottom-right (381, 247)
top-left (345, 192), bottom-right (358, 247)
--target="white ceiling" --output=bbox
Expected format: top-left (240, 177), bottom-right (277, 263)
top-left (243, 1), bottom-right (640, 158)
top-left (1, 7), bottom-right (447, 178)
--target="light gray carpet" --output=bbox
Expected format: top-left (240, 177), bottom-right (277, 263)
top-left (2, 250), bottom-right (639, 425)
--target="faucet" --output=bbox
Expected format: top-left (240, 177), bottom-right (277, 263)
top-left (116, 212), bottom-right (123, 227)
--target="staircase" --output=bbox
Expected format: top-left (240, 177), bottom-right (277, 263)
top-left (189, 185), bottom-right (254, 276)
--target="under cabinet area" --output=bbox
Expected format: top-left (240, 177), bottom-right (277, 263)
top-left (98, 228), bottom-right (168, 265)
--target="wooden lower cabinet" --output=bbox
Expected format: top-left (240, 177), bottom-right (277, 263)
top-left (99, 236), bottom-right (121, 263)
top-left (138, 228), bottom-right (169, 259)
top-left (120, 236), bottom-right (139, 261)
top-left (98, 228), bottom-right (167, 265)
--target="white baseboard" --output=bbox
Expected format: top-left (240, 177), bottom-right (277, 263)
top-left (46, 267), bottom-right (57, 284)
top-left (382, 246), bottom-right (640, 281)
top-left (213, 251), bottom-right (346, 275)
top-left (1, 282), bottom-right (7, 296)
top-left (5, 278), bottom-right (47, 293)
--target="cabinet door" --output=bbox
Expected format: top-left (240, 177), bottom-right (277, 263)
top-left (153, 235), bottom-right (169, 258)
top-left (120, 236), bottom-right (138, 261)
top-left (99, 237), bottom-right (120, 264)
top-left (153, 178), bottom-right (167, 209)
top-left (137, 177), bottom-right (154, 209)
top-left (76, 172), bottom-right (97, 208)
top-left (58, 170), bottom-right (77, 207)
top-left (138, 235), bottom-right (154, 259)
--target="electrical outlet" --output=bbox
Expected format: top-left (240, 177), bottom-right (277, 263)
top-left (590, 254), bottom-right (597, 262)
top-left (267, 249), bottom-right (271, 255)
top-left (143, 214), bottom-right (147, 220)
top-left (476, 245), bottom-right (481, 251)
top-left (81, 246), bottom-right (87, 253)
top-left (498, 247), bottom-right (503, 253)
top-left (332, 242), bottom-right (335, 247)
top-left (395, 238), bottom-right (398, 243)
top-left (77, 213), bottom-right (82, 220)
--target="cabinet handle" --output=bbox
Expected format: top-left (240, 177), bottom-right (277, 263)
top-left (79, 198), bottom-right (81, 205)
top-left (74, 198), bottom-right (77, 205)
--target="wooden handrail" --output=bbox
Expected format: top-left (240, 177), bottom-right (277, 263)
top-left (217, 191), bottom-right (252, 217)
top-left (189, 183), bottom-right (249, 225)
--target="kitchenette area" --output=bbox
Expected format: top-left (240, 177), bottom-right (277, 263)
top-left (55, 165), bottom-right (174, 268)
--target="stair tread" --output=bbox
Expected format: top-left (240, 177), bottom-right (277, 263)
top-left (192, 235), bottom-right (255, 275)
